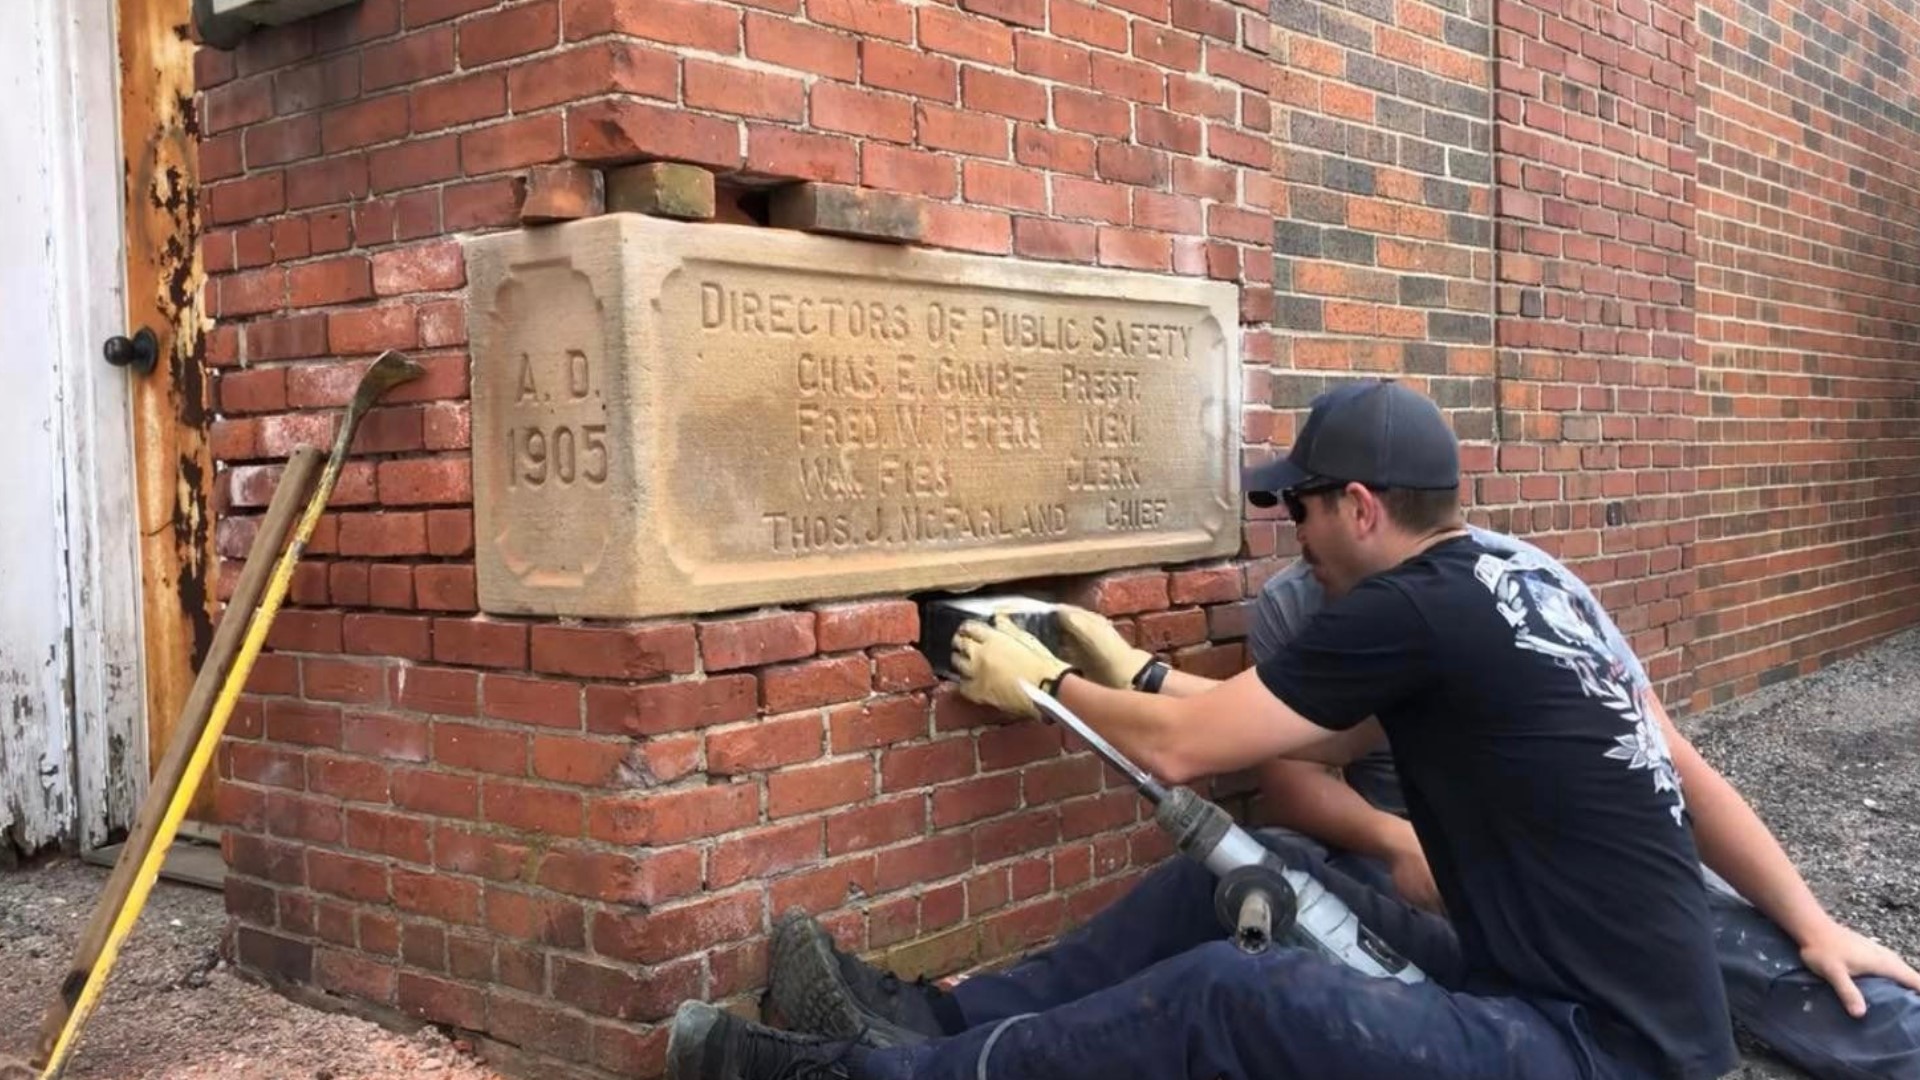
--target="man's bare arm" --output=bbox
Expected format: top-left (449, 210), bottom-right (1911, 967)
top-left (1257, 747), bottom-right (1444, 913)
top-left (1653, 692), bottom-right (1920, 1013)
top-left (1155, 666), bottom-right (1219, 698)
top-left (1654, 693), bottom-right (1827, 942)
top-left (1259, 757), bottom-right (1410, 858)
top-left (1052, 666), bottom-right (1350, 784)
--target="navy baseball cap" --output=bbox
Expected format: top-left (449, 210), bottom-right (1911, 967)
top-left (1245, 380), bottom-right (1460, 508)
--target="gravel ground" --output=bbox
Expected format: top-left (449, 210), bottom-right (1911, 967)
top-left (3, 628), bottom-right (1919, 1078)
top-left (1689, 628), bottom-right (1920, 1078)
top-left (0, 857), bottom-right (499, 1079)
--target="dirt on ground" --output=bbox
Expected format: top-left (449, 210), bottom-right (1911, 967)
top-left (4, 629), bottom-right (1920, 1078)
top-left (0, 857), bottom-right (501, 1079)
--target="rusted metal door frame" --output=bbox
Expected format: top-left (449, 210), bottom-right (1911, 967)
top-left (120, 0), bottom-right (220, 827)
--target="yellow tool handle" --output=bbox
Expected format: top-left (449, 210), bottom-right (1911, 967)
top-left (38, 481), bottom-right (329, 1078)
top-left (39, 351), bottom-right (419, 1078)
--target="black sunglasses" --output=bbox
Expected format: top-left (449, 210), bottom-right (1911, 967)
top-left (1281, 477), bottom-right (1352, 524)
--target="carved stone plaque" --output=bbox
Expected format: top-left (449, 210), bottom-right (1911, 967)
top-left (466, 214), bottom-right (1241, 619)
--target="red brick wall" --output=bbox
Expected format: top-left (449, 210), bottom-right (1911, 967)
top-left (1262, 0), bottom-right (1498, 561)
top-left (191, 0), bottom-right (1920, 1075)
top-left (1687, 0), bottom-right (1920, 710)
top-left (1486, 0), bottom-right (1703, 697)
top-left (198, 1), bottom-right (1277, 1075)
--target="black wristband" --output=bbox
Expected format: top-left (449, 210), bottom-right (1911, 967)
top-left (1132, 659), bottom-right (1170, 694)
top-left (1040, 667), bottom-right (1079, 698)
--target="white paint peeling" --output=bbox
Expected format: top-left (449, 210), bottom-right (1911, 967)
top-left (49, 0), bottom-right (147, 848)
top-left (0, 0), bottom-right (145, 854)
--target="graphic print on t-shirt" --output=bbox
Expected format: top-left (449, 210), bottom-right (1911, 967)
top-left (1472, 550), bottom-right (1687, 825)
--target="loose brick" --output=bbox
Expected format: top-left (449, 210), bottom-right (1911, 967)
top-left (552, 955), bottom-right (695, 1023)
top-left (238, 928), bottom-right (313, 985)
top-left (605, 162), bottom-right (717, 220)
top-left (768, 182), bottom-right (924, 244)
top-left (827, 694), bottom-right (927, 753)
top-left (522, 164), bottom-right (605, 223)
top-left (315, 949), bottom-right (395, 1004)
top-left (873, 646), bottom-right (936, 692)
top-left (862, 143), bottom-right (959, 198)
top-left (489, 997), bottom-right (590, 1060)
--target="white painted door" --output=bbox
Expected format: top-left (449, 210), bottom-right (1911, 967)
top-left (0, 0), bottom-right (150, 856)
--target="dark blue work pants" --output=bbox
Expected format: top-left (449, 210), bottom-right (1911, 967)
top-left (1344, 759), bottom-right (1920, 1079)
top-left (855, 831), bottom-right (1653, 1080)
top-left (1700, 867), bottom-right (1920, 1079)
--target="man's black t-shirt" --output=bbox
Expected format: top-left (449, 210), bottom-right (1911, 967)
top-left (1257, 537), bottom-right (1737, 1080)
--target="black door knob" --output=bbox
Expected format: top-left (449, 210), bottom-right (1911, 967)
top-left (103, 327), bottom-right (159, 375)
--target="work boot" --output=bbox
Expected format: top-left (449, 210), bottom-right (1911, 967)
top-left (766, 910), bottom-right (955, 1047)
top-left (666, 1001), bottom-right (862, 1080)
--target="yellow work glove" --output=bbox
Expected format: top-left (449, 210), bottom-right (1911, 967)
top-left (951, 613), bottom-right (1075, 721)
top-left (1055, 605), bottom-right (1153, 690)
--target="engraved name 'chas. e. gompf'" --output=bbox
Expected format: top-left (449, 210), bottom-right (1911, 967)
top-left (465, 214), bottom-right (1241, 619)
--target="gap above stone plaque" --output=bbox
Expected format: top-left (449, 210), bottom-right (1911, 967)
top-left (465, 213), bottom-right (1242, 619)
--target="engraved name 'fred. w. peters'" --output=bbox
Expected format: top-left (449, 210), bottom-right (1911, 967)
top-left (466, 214), bottom-right (1240, 619)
